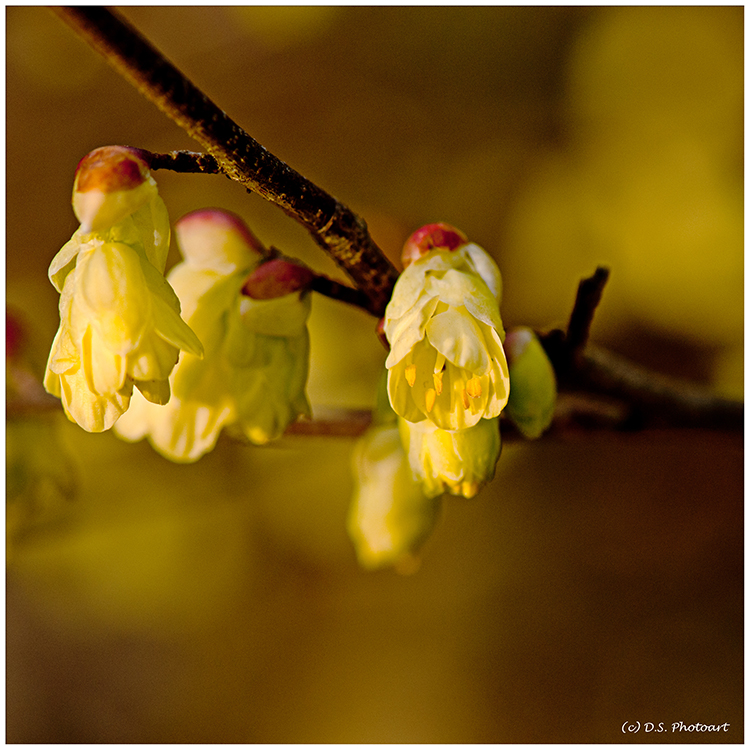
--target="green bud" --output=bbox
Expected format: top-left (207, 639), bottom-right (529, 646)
top-left (504, 327), bottom-right (557, 439)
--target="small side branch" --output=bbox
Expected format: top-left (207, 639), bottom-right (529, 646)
top-left (539, 268), bottom-right (742, 432)
top-left (565, 266), bottom-right (610, 359)
top-left (577, 345), bottom-right (743, 431)
top-left (310, 275), bottom-right (373, 311)
top-left (54, 7), bottom-right (399, 317)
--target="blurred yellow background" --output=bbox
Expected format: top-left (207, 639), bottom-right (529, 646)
top-left (6, 6), bottom-right (743, 743)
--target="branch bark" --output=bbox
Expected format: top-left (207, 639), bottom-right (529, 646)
top-left (53, 6), bottom-right (399, 317)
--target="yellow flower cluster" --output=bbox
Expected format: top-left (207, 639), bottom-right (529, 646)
top-left (348, 223), bottom-right (511, 569)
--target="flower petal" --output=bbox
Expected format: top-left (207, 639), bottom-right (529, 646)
top-left (48, 234), bottom-right (87, 292)
top-left (76, 242), bottom-right (151, 353)
top-left (425, 307), bottom-right (489, 374)
top-left (384, 293), bottom-right (439, 368)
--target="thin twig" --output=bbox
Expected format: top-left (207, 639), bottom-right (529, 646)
top-left (310, 275), bottom-right (373, 311)
top-left (53, 6), bottom-right (399, 317)
top-left (576, 345), bottom-right (743, 430)
top-left (538, 268), bottom-right (742, 432)
top-left (564, 266), bottom-right (610, 360)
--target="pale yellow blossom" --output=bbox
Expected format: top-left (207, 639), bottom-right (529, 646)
top-left (43, 147), bottom-right (203, 432)
top-left (114, 210), bottom-right (312, 461)
top-left (384, 224), bottom-right (510, 431)
top-left (347, 421), bottom-right (441, 572)
top-left (398, 416), bottom-right (501, 499)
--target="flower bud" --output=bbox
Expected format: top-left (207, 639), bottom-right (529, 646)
top-left (72, 146), bottom-right (157, 234)
top-left (174, 208), bottom-right (267, 273)
top-left (242, 257), bottom-right (313, 300)
top-left (400, 222), bottom-right (502, 301)
top-left (504, 326), bottom-right (557, 439)
top-left (384, 225), bottom-right (509, 431)
top-left (6, 308), bottom-right (26, 361)
top-left (398, 416), bottom-right (501, 499)
top-left (348, 422), bottom-right (442, 572)
top-left (401, 222), bottom-right (468, 267)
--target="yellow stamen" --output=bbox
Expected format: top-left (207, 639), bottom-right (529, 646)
top-left (433, 352), bottom-right (446, 373)
top-left (405, 364), bottom-right (417, 387)
top-left (461, 388), bottom-right (470, 410)
top-left (466, 376), bottom-right (482, 398)
top-left (461, 481), bottom-right (479, 499)
top-left (425, 388), bottom-right (436, 413)
top-left (433, 370), bottom-right (443, 395)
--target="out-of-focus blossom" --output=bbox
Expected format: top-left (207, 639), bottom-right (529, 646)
top-left (384, 223), bottom-right (510, 431)
top-left (347, 421), bottom-right (442, 572)
top-left (114, 209), bottom-right (313, 461)
top-left (398, 415), bottom-right (501, 499)
top-left (43, 146), bottom-right (203, 432)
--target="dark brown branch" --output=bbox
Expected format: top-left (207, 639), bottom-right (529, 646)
top-left (145, 149), bottom-right (221, 174)
top-left (564, 265), bottom-right (610, 359)
top-left (576, 345), bottom-right (743, 431)
top-left (54, 6), bottom-right (399, 317)
top-left (541, 265), bottom-right (610, 381)
top-left (539, 268), bottom-right (742, 432)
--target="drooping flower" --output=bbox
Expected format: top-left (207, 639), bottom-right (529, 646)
top-left (398, 415), bottom-right (501, 499)
top-left (384, 223), bottom-right (510, 431)
top-left (114, 209), bottom-right (313, 461)
top-left (348, 421), bottom-right (442, 572)
top-left (504, 326), bottom-right (557, 439)
top-left (43, 146), bottom-right (203, 432)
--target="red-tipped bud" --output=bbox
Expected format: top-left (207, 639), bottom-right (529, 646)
top-left (74, 146), bottom-right (150, 194)
top-left (175, 208), bottom-right (266, 273)
top-left (401, 222), bottom-right (468, 267)
top-left (242, 258), bottom-right (314, 300)
top-left (72, 146), bottom-right (157, 233)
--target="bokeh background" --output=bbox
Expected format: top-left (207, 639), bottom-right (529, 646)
top-left (6, 6), bottom-right (743, 743)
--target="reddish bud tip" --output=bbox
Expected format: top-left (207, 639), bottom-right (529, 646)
top-left (503, 327), bottom-right (535, 365)
top-left (74, 146), bottom-right (150, 194)
top-left (6, 309), bottom-right (26, 360)
top-left (176, 208), bottom-right (267, 255)
top-left (242, 258), bottom-right (314, 300)
top-left (375, 318), bottom-right (389, 350)
top-left (401, 222), bottom-right (469, 267)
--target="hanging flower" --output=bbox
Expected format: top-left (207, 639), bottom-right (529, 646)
top-left (114, 209), bottom-right (313, 461)
top-left (397, 415), bottom-right (501, 499)
top-left (43, 146), bottom-right (203, 432)
top-left (384, 223), bottom-right (510, 431)
top-left (348, 421), bottom-right (442, 572)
